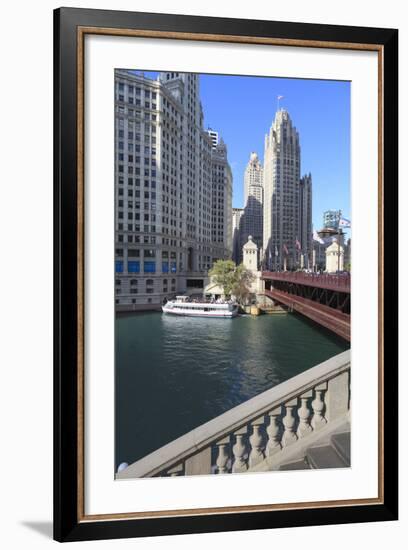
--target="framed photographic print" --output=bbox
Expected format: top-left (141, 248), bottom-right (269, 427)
top-left (54, 7), bottom-right (398, 542)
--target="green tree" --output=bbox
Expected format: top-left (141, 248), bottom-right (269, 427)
top-left (209, 260), bottom-right (255, 304)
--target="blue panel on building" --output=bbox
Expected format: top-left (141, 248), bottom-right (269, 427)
top-left (144, 261), bottom-right (156, 273)
top-left (115, 260), bottom-right (123, 273)
top-left (128, 261), bottom-right (140, 273)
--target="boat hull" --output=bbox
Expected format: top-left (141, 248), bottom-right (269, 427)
top-left (162, 306), bottom-right (238, 318)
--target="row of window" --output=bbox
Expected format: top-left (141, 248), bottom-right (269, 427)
top-left (115, 261), bottom-right (177, 274)
top-left (117, 82), bottom-right (157, 99)
top-left (116, 278), bottom-right (177, 285)
top-left (116, 249), bottom-right (177, 259)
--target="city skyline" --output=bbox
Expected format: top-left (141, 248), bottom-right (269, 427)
top-left (132, 70), bottom-right (350, 233)
top-left (200, 73), bottom-right (350, 233)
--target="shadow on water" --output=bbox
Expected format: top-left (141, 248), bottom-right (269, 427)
top-left (115, 311), bottom-right (349, 469)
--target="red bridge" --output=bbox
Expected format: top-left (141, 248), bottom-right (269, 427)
top-left (261, 272), bottom-right (351, 342)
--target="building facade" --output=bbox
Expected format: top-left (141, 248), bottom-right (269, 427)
top-left (240, 152), bottom-right (263, 265)
top-left (232, 208), bottom-right (244, 265)
top-left (211, 139), bottom-right (233, 262)
top-left (323, 209), bottom-right (342, 230)
top-left (299, 173), bottom-right (313, 268)
top-left (114, 70), bottom-right (232, 310)
top-left (325, 241), bottom-right (344, 273)
top-left (263, 109), bottom-right (301, 270)
top-left (207, 128), bottom-right (219, 150)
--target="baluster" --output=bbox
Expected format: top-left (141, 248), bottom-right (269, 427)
top-left (166, 463), bottom-right (184, 477)
top-left (297, 390), bottom-right (313, 438)
top-left (232, 427), bottom-right (248, 473)
top-left (249, 417), bottom-right (265, 467)
top-left (282, 398), bottom-right (298, 446)
top-left (266, 406), bottom-right (282, 456)
top-left (311, 382), bottom-right (328, 430)
top-left (215, 436), bottom-right (230, 474)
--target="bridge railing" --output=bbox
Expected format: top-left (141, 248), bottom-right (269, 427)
top-left (262, 271), bottom-right (351, 291)
top-left (116, 350), bottom-right (350, 479)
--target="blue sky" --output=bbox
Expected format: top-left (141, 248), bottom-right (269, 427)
top-left (130, 71), bottom-right (350, 232)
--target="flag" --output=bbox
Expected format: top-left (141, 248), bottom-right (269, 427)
top-left (277, 95), bottom-right (284, 100)
top-left (275, 245), bottom-right (279, 257)
top-left (295, 238), bottom-right (301, 251)
top-left (339, 217), bottom-right (351, 228)
top-left (313, 229), bottom-right (325, 245)
top-left (283, 244), bottom-right (289, 255)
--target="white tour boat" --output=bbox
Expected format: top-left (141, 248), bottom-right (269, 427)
top-left (162, 296), bottom-right (239, 318)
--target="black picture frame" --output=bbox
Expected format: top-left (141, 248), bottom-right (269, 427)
top-left (54, 7), bottom-right (398, 542)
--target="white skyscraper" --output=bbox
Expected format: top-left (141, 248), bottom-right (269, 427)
top-left (263, 109), bottom-right (301, 270)
top-left (244, 152), bottom-right (263, 200)
top-left (114, 70), bottom-right (232, 310)
top-left (241, 152), bottom-right (264, 265)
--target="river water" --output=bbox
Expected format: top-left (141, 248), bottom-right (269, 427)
top-left (115, 312), bottom-right (349, 469)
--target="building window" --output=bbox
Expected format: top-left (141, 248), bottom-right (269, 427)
top-left (115, 260), bottom-right (123, 273)
top-left (128, 261), bottom-right (140, 273)
top-left (144, 261), bottom-right (156, 273)
top-left (162, 262), bottom-right (169, 273)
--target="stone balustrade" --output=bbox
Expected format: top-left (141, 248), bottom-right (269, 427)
top-left (116, 350), bottom-right (350, 479)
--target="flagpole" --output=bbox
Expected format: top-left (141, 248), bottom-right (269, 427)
top-left (338, 228), bottom-right (342, 273)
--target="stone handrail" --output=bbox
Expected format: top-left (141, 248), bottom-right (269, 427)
top-left (116, 350), bottom-right (350, 479)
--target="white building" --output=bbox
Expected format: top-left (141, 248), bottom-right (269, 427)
top-left (325, 241), bottom-right (344, 273)
top-left (263, 109), bottom-right (301, 270)
top-left (242, 236), bottom-right (264, 294)
top-left (244, 151), bottom-right (263, 200)
top-left (207, 128), bottom-right (219, 150)
top-left (114, 70), bottom-right (232, 310)
top-left (240, 152), bottom-right (264, 263)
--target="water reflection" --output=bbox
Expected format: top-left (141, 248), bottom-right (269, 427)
top-left (115, 312), bottom-right (348, 467)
